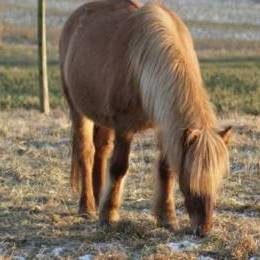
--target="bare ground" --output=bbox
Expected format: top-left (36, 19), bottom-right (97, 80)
top-left (0, 110), bottom-right (259, 259)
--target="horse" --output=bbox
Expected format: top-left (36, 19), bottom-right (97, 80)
top-left (59, 0), bottom-right (232, 236)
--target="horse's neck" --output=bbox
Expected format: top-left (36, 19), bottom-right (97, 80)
top-left (143, 61), bottom-right (216, 170)
top-left (124, 2), bottom-right (216, 135)
top-left (141, 63), bottom-right (216, 130)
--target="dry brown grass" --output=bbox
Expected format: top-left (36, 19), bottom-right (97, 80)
top-left (0, 110), bottom-right (259, 259)
top-left (0, 22), bottom-right (61, 46)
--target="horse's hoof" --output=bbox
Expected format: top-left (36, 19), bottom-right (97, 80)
top-left (163, 223), bottom-right (178, 232)
top-left (78, 208), bottom-right (97, 220)
top-left (157, 219), bottom-right (178, 232)
top-left (99, 209), bottom-right (119, 226)
top-left (197, 227), bottom-right (211, 237)
top-left (193, 225), bottom-right (211, 237)
top-left (99, 219), bottom-right (112, 227)
top-left (99, 218), bottom-right (118, 229)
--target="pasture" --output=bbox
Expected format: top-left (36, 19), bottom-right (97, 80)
top-left (0, 0), bottom-right (259, 259)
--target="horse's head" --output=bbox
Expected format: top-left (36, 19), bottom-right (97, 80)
top-left (180, 126), bottom-right (232, 236)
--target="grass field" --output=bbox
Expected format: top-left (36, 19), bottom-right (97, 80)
top-left (0, 111), bottom-right (259, 259)
top-left (0, 0), bottom-right (260, 259)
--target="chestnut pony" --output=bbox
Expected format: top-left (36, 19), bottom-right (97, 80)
top-left (59, 0), bottom-right (232, 236)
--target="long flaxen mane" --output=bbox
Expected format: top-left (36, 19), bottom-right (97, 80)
top-left (125, 3), bottom-right (229, 196)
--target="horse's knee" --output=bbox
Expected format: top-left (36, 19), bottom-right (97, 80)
top-left (94, 129), bottom-right (114, 156)
top-left (77, 144), bottom-right (95, 167)
top-left (87, 144), bottom-right (95, 159)
top-left (95, 139), bottom-right (113, 157)
top-left (158, 157), bottom-right (172, 179)
top-left (110, 160), bottom-right (129, 180)
top-left (86, 143), bottom-right (95, 155)
top-left (108, 133), bottom-right (132, 180)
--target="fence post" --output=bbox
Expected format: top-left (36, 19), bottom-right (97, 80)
top-left (38, 0), bottom-right (50, 114)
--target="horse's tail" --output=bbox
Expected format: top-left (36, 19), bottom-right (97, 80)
top-left (64, 88), bottom-right (80, 193)
top-left (181, 129), bottom-right (229, 197)
top-left (60, 69), bottom-right (80, 193)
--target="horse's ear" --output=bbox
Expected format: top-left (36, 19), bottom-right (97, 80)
top-left (184, 128), bottom-right (201, 146)
top-left (219, 126), bottom-right (232, 144)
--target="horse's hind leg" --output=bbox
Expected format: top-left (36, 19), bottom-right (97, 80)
top-left (99, 132), bottom-right (133, 225)
top-left (71, 111), bottom-right (96, 218)
top-left (92, 125), bottom-right (114, 207)
top-left (154, 152), bottom-right (177, 230)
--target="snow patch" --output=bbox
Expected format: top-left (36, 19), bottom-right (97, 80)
top-left (198, 256), bottom-right (215, 260)
top-left (13, 257), bottom-right (26, 260)
top-left (0, 241), bottom-right (8, 255)
top-left (79, 254), bottom-right (93, 260)
top-left (52, 247), bottom-right (64, 256)
top-left (36, 253), bottom-right (46, 258)
top-left (91, 242), bottom-right (125, 252)
top-left (142, 208), bottom-right (150, 214)
top-left (168, 240), bottom-right (199, 252)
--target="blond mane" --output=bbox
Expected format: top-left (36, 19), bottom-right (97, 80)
top-left (126, 3), bottom-right (229, 195)
top-left (183, 129), bottom-right (229, 196)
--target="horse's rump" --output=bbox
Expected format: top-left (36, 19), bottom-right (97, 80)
top-left (60, 0), bottom-right (143, 129)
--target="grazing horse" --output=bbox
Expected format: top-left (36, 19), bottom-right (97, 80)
top-left (59, 0), bottom-right (232, 236)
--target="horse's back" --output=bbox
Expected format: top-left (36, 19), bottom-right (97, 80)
top-left (60, 0), bottom-right (140, 123)
top-left (60, 0), bottom-right (139, 62)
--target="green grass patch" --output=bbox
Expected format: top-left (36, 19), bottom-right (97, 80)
top-left (202, 59), bottom-right (260, 115)
top-left (0, 44), bottom-right (58, 67)
top-left (0, 65), bottom-right (64, 110)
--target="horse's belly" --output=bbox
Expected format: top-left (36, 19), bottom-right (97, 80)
top-left (82, 96), bottom-right (154, 132)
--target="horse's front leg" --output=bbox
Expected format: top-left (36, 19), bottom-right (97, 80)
top-left (92, 125), bottom-right (114, 207)
top-left (72, 113), bottom-right (96, 219)
top-left (154, 154), bottom-right (177, 230)
top-left (99, 132), bottom-right (133, 225)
